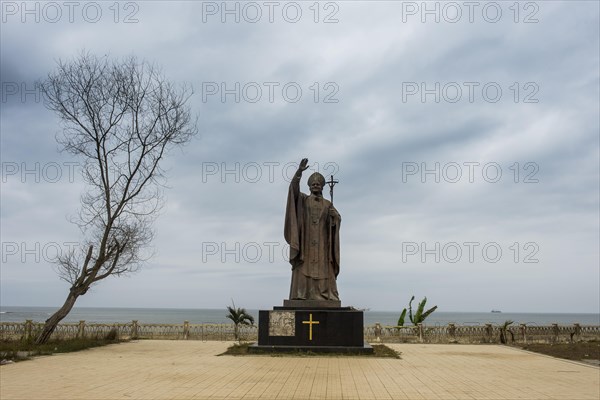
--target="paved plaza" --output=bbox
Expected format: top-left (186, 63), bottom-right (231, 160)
top-left (1, 340), bottom-right (598, 399)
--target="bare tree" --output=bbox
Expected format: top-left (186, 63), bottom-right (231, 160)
top-left (35, 52), bottom-right (197, 344)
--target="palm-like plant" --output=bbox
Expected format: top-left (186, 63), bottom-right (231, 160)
top-left (226, 300), bottom-right (255, 341)
top-left (499, 320), bottom-right (515, 344)
top-left (397, 296), bottom-right (438, 327)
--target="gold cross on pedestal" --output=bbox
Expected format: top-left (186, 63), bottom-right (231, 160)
top-left (302, 313), bottom-right (320, 341)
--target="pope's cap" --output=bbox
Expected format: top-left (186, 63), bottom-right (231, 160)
top-left (307, 172), bottom-right (326, 188)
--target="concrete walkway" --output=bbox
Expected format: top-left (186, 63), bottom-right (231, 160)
top-left (1, 341), bottom-right (598, 399)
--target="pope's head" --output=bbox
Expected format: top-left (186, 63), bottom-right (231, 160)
top-left (307, 172), bottom-right (326, 195)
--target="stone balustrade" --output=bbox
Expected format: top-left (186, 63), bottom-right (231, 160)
top-left (1, 320), bottom-right (598, 344)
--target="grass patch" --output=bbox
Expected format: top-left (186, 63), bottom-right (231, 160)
top-left (0, 337), bottom-right (124, 362)
top-left (218, 343), bottom-right (401, 359)
top-left (220, 342), bottom-right (252, 355)
top-left (372, 344), bottom-right (402, 358)
top-left (518, 341), bottom-right (600, 361)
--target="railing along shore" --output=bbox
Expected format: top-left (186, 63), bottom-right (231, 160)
top-left (1, 320), bottom-right (599, 344)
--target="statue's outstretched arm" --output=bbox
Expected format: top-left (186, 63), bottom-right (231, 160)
top-left (291, 158), bottom-right (309, 197)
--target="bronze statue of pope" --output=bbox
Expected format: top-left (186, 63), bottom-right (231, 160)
top-left (284, 158), bottom-right (341, 301)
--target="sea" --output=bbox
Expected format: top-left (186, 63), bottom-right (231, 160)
top-left (1, 306), bottom-right (598, 326)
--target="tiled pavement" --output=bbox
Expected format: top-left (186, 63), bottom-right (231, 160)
top-left (1, 341), bottom-right (598, 399)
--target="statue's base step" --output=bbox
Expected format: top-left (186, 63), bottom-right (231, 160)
top-left (248, 342), bottom-right (373, 354)
top-left (256, 307), bottom-right (365, 348)
top-left (282, 299), bottom-right (341, 308)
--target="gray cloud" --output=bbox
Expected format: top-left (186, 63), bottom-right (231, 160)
top-left (1, 1), bottom-right (598, 313)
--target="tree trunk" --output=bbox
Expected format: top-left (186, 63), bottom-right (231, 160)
top-left (500, 330), bottom-right (506, 344)
top-left (508, 329), bottom-right (515, 343)
top-left (35, 292), bottom-right (79, 344)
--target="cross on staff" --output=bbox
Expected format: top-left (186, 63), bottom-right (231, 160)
top-left (326, 175), bottom-right (338, 204)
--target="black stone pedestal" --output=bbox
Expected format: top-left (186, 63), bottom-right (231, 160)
top-left (249, 303), bottom-right (373, 354)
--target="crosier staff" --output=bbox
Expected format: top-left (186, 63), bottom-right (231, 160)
top-left (326, 174), bottom-right (340, 293)
top-left (326, 175), bottom-right (338, 204)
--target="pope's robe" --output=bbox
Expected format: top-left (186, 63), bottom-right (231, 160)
top-left (284, 173), bottom-right (341, 301)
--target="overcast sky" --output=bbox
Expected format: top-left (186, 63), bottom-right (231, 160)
top-left (1, 1), bottom-right (598, 313)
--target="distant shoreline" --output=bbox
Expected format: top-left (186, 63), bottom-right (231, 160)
top-left (1, 306), bottom-right (599, 326)
top-left (2, 305), bottom-right (599, 314)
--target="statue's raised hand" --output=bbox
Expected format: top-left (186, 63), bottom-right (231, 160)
top-left (298, 158), bottom-right (309, 172)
